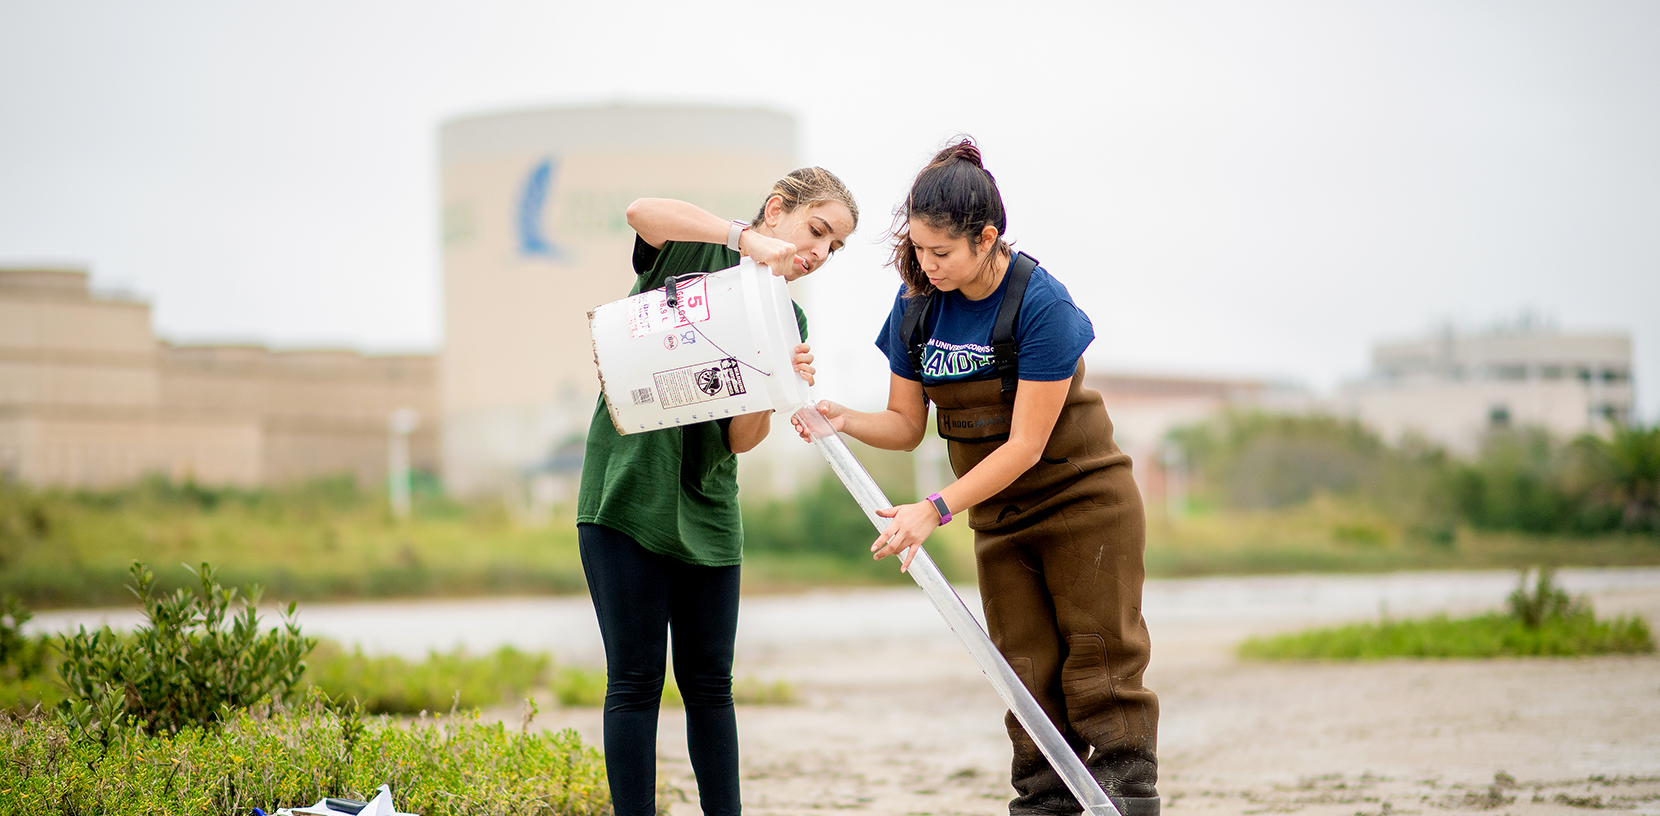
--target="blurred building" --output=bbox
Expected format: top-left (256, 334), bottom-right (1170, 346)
top-left (438, 104), bottom-right (801, 498)
top-left (0, 267), bottom-right (436, 488)
top-left (1339, 319), bottom-right (1635, 455)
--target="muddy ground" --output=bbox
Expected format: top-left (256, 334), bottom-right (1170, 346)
top-left (33, 570), bottom-right (1660, 815)
top-left (531, 576), bottom-right (1660, 816)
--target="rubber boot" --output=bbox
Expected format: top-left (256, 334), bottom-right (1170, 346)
top-left (1007, 729), bottom-right (1161, 816)
top-left (1008, 720), bottom-right (1085, 816)
top-left (1088, 749), bottom-right (1160, 816)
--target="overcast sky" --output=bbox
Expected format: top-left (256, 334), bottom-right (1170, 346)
top-left (3, 1), bottom-right (1656, 419)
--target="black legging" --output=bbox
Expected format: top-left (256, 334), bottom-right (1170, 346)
top-left (578, 523), bottom-right (742, 816)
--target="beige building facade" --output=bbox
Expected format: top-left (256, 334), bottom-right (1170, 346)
top-left (0, 267), bottom-right (436, 488)
top-left (1339, 321), bottom-right (1635, 455)
top-left (439, 104), bottom-right (799, 496)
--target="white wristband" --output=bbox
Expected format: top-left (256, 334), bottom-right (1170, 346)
top-left (727, 220), bottom-right (749, 251)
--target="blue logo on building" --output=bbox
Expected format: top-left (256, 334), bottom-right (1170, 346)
top-left (518, 157), bottom-right (568, 261)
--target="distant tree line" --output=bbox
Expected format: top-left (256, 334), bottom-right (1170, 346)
top-left (1168, 413), bottom-right (1660, 536)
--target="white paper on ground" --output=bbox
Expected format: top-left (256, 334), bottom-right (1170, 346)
top-left (279, 784), bottom-right (416, 816)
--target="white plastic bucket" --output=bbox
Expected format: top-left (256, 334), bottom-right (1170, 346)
top-left (588, 257), bottom-right (809, 435)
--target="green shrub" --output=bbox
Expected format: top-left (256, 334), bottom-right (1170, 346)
top-left (0, 476), bottom-right (586, 610)
top-left (1582, 424), bottom-right (1660, 532)
top-left (1240, 568), bottom-right (1655, 660)
top-left (0, 478), bottom-right (53, 570)
top-left (552, 665), bottom-right (609, 708)
top-left (1167, 412), bottom-right (1425, 511)
top-left (1445, 425), bottom-right (1660, 535)
top-left (0, 693), bottom-right (612, 815)
top-left (549, 666), bottom-right (796, 708)
top-left (1238, 609), bottom-right (1653, 660)
top-left (742, 473), bottom-right (887, 561)
top-left (294, 640), bottom-right (794, 713)
top-left (0, 593), bottom-right (66, 714)
top-left (732, 676), bottom-right (798, 705)
top-left (1506, 567), bottom-right (1583, 628)
top-left (1168, 412), bottom-right (1660, 538)
top-left (56, 562), bottom-right (315, 739)
top-left (304, 642), bottom-right (550, 716)
top-left (1452, 429), bottom-right (1589, 533)
top-left (1, 592), bottom-right (49, 681)
top-left (0, 672), bottom-right (65, 714)
top-left (1332, 523), bottom-right (1389, 547)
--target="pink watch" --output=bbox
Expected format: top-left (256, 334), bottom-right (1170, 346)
top-left (727, 220), bottom-right (749, 251)
top-left (927, 492), bottom-right (952, 525)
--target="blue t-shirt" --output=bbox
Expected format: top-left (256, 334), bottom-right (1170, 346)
top-left (875, 255), bottom-right (1094, 385)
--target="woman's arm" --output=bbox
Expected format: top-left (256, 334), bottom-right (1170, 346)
top-left (726, 410), bottom-right (772, 454)
top-left (626, 198), bottom-right (801, 274)
top-left (795, 373), bottom-right (931, 452)
top-left (626, 198), bottom-right (729, 249)
top-left (873, 377), bottom-right (1071, 570)
top-left (726, 344), bottom-right (818, 454)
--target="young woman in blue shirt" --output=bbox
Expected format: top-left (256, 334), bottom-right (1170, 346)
top-left (796, 140), bottom-right (1159, 816)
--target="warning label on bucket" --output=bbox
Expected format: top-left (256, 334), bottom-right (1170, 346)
top-left (654, 358), bottom-right (747, 409)
top-left (628, 278), bottom-right (712, 338)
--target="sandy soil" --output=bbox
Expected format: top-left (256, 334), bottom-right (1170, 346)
top-left (534, 580), bottom-right (1660, 816)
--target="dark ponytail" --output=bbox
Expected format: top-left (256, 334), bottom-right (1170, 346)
top-left (888, 137), bottom-right (1010, 298)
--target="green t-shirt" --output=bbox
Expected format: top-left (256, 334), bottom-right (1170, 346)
top-left (576, 239), bottom-right (808, 566)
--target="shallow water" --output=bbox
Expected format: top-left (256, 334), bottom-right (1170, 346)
top-left (27, 566), bottom-right (1660, 664)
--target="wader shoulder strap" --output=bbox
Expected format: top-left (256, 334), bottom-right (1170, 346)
top-left (992, 252), bottom-right (1039, 400)
top-left (899, 292), bottom-right (935, 382)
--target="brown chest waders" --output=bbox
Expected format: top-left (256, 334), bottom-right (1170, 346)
top-left (797, 405), bottom-right (1129, 816)
top-left (907, 253), bottom-right (1161, 816)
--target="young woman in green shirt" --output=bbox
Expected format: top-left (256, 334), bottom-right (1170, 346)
top-left (577, 167), bottom-right (858, 816)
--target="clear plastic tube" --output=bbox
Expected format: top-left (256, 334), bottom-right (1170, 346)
top-left (792, 404), bottom-right (1121, 816)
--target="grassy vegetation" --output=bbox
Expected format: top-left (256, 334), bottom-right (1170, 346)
top-left (737, 439), bottom-right (984, 590)
top-left (0, 593), bottom-right (53, 714)
top-left (300, 644), bottom-right (797, 715)
top-left (3, 629), bottom-right (798, 718)
top-left (301, 643), bottom-right (551, 716)
top-left (2, 559), bottom-right (799, 721)
top-left (2, 416), bottom-right (1658, 612)
top-left (1144, 494), bottom-right (1660, 578)
top-left (1143, 414), bottom-right (1660, 577)
top-left (1170, 415), bottom-right (1660, 535)
top-left (0, 471), bottom-right (962, 609)
top-left (1239, 569), bottom-right (1656, 660)
top-left (0, 695), bottom-right (614, 816)
top-left (0, 566), bottom-right (617, 815)
top-left (1239, 610), bottom-right (1654, 659)
top-left (0, 476), bottom-right (590, 609)
top-left (0, 563), bottom-right (789, 814)
top-left (1169, 413), bottom-right (1660, 536)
